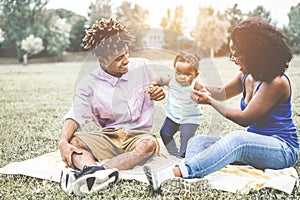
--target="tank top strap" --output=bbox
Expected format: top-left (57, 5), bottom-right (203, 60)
top-left (242, 73), bottom-right (248, 97)
top-left (283, 73), bottom-right (292, 101)
top-left (255, 81), bottom-right (263, 91)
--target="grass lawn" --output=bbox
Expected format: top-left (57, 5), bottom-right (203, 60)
top-left (0, 51), bottom-right (300, 199)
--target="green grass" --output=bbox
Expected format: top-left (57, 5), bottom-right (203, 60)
top-left (0, 53), bottom-right (300, 199)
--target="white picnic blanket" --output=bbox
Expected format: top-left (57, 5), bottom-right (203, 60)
top-left (0, 140), bottom-right (298, 194)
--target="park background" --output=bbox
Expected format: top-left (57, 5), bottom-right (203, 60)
top-left (0, 0), bottom-right (300, 199)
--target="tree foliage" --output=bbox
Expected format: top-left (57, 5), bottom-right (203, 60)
top-left (116, 1), bottom-right (149, 28)
top-left (51, 8), bottom-right (86, 52)
top-left (160, 5), bottom-right (185, 34)
top-left (190, 7), bottom-right (230, 58)
top-left (0, 0), bottom-right (84, 60)
top-left (0, 0), bottom-right (48, 60)
top-left (21, 34), bottom-right (44, 56)
top-left (115, 1), bottom-right (150, 49)
top-left (88, 0), bottom-right (112, 25)
top-left (45, 14), bottom-right (71, 57)
top-left (283, 3), bottom-right (300, 54)
top-left (160, 5), bottom-right (185, 51)
top-left (1, 1), bottom-right (295, 60)
top-left (224, 4), bottom-right (244, 36)
top-left (247, 5), bottom-right (272, 24)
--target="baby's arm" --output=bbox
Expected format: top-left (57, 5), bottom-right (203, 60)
top-left (155, 75), bottom-right (172, 86)
top-left (144, 76), bottom-right (171, 94)
top-left (194, 81), bottom-right (211, 95)
top-left (194, 81), bottom-right (204, 91)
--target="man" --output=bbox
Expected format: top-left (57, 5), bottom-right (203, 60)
top-left (59, 18), bottom-right (165, 196)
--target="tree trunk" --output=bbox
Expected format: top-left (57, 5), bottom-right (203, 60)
top-left (210, 47), bottom-right (214, 58)
top-left (23, 54), bottom-right (28, 65)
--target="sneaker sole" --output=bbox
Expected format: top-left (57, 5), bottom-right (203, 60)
top-left (160, 177), bottom-right (211, 195)
top-left (72, 170), bottom-right (119, 196)
top-left (60, 169), bottom-right (76, 195)
top-left (143, 165), bottom-right (159, 191)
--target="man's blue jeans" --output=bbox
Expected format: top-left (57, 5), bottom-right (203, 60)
top-left (178, 130), bottom-right (298, 178)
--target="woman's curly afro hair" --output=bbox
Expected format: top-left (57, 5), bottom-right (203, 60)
top-left (231, 17), bottom-right (292, 82)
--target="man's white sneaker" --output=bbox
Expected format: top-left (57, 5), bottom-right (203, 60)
top-left (60, 168), bottom-right (79, 195)
top-left (72, 166), bottom-right (119, 196)
top-left (60, 165), bottom-right (118, 196)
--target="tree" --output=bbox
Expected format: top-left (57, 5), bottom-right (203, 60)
top-left (0, 0), bottom-right (48, 60)
top-left (88, 0), bottom-right (112, 25)
top-left (224, 4), bottom-right (244, 36)
top-left (160, 5), bottom-right (185, 33)
top-left (0, 28), bottom-right (4, 44)
top-left (115, 1), bottom-right (150, 49)
top-left (247, 5), bottom-right (273, 24)
top-left (190, 7), bottom-right (230, 58)
top-left (45, 14), bottom-right (72, 58)
top-left (283, 3), bottom-right (300, 54)
top-left (51, 9), bottom-right (86, 52)
top-left (21, 34), bottom-right (44, 64)
top-left (0, 1), bottom-right (84, 61)
top-left (216, 4), bottom-right (245, 56)
top-left (160, 5), bottom-right (185, 51)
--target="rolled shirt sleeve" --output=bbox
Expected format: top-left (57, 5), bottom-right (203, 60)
top-left (62, 75), bottom-right (99, 131)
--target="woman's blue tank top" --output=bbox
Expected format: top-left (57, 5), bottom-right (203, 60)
top-left (240, 74), bottom-right (299, 148)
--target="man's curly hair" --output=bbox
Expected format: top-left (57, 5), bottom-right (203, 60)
top-left (231, 17), bottom-right (292, 82)
top-left (82, 18), bottom-right (135, 59)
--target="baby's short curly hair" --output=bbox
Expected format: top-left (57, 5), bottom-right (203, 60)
top-left (82, 18), bottom-right (135, 59)
top-left (173, 51), bottom-right (201, 71)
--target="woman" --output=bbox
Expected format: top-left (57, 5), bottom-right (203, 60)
top-left (144, 17), bottom-right (299, 195)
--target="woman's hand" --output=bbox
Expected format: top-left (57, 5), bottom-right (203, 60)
top-left (191, 88), bottom-right (212, 105)
top-left (144, 83), bottom-right (165, 101)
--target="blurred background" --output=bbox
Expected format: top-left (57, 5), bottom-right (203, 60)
top-left (0, 0), bottom-right (299, 64)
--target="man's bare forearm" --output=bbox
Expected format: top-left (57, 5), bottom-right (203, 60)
top-left (59, 119), bottom-right (77, 144)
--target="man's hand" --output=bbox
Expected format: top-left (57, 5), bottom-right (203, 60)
top-left (59, 140), bottom-right (83, 168)
top-left (144, 83), bottom-right (165, 101)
